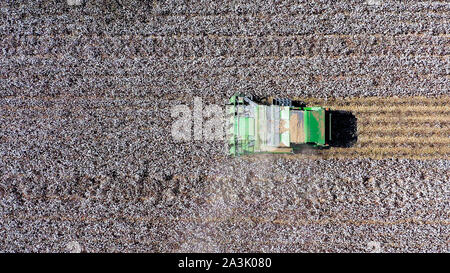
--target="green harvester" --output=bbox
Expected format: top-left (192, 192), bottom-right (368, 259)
top-left (226, 93), bottom-right (332, 156)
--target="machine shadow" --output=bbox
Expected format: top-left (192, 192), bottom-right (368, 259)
top-left (328, 110), bottom-right (358, 148)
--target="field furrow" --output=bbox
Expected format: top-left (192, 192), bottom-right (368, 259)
top-left (2, 0), bottom-right (450, 254)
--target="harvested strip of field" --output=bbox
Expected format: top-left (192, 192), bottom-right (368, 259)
top-left (1, 0), bottom-right (449, 254)
top-left (301, 95), bottom-right (450, 105)
top-left (0, 95), bottom-right (448, 160)
top-left (291, 95), bottom-right (450, 159)
top-left (358, 125), bottom-right (448, 134)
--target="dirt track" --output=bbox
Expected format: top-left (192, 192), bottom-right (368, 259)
top-left (299, 96), bottom-right (450, 159)
top-left (0, 1), bottom-right (449, 252)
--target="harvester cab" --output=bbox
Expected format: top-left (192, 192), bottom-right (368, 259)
top-left (226, 93), bottom-right (332, 156)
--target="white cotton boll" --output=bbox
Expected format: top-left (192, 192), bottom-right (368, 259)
top-left (67, 0), bottom-right (83, 6)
